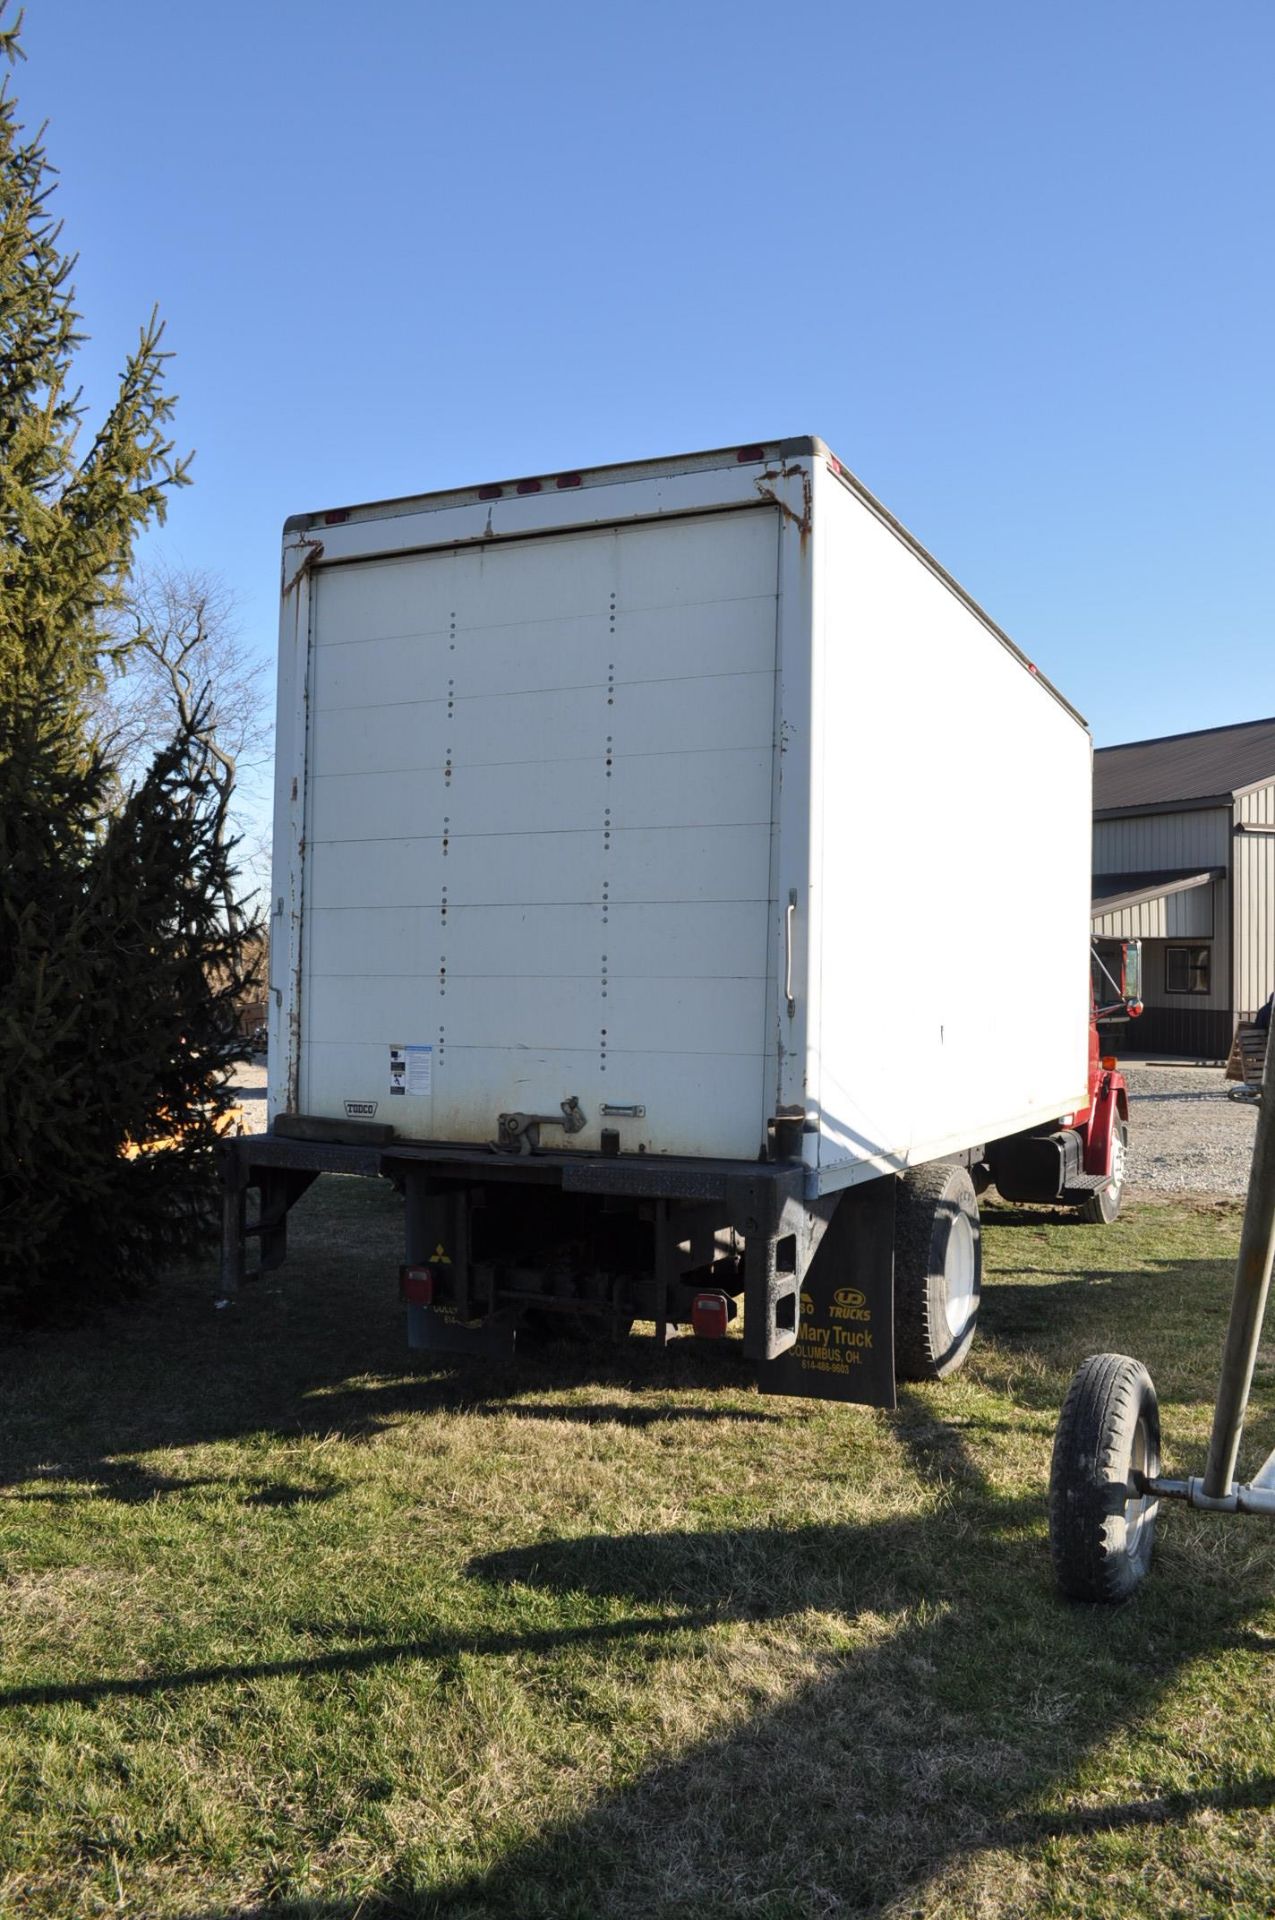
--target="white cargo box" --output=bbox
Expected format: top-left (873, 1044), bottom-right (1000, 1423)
top-left (270, 438), bottom-right (1092, 1194)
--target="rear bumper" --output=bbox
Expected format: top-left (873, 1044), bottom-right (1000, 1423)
top-left (224, 1127), bottom-right (808, 1209)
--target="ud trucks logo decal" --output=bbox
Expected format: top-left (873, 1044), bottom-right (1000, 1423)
top-left (344, 1100), bottom-right (378, 1119)
top-left (830, 1286), bottom-right (871, 1324)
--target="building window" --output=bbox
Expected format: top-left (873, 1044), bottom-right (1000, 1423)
top-left (1166, 945), bottom-right (1210, 995)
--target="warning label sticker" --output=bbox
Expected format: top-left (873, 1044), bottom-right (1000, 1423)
top-left (389, 1044), bottom-right (433, 1097)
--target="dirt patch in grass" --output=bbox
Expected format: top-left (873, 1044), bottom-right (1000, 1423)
top-left (1, 1178), bottom-right (1272, 1917)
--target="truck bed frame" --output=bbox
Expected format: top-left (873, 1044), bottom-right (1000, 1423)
top-left (220, 1125), bottom-right (899, 1408)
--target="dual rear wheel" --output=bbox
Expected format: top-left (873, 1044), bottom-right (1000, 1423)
top-left (887, 1125), bottom-right (1126, 1385)
top-left (893, 1163), bottom-right (982, 1381)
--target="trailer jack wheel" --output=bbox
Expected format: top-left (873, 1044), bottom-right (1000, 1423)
top-left (1049, 1353), bottom-right (1160, 1602)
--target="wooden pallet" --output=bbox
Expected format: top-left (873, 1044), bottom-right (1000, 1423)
top-left (1225, 1022), bottom-right (1268, 1093)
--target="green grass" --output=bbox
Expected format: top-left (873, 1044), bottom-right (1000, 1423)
top-left (1, 1182), bottom-right (1273, 1918)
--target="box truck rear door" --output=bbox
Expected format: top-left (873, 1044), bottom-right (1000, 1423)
top-left (301, 507), bottom-right (779, 1160)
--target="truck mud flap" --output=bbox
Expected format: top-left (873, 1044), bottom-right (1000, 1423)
top-left (759, 1177), bottom-right (896, 1408)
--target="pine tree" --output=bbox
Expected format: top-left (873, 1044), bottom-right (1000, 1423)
top-left (0, 690), bottom-right (255, 1310)
top-left (0, 4), bottom-right (188, 716)
top-left (0, 10), bottom-right (258, 1312)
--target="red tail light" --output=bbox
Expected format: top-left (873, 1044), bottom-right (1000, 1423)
top-left (399, 1265), bottom-right (435, 1306)
top-left (691, 1291), bottom-right (731, 1338)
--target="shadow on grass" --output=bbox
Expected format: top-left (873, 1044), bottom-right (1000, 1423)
top-left (159, 1443), bottom-right (1271, 1918)
top-left (0, 1178), bottom-right (1241, 1500)
top-left (981, 1205), bottom-right (1100, 1228)
top-left (5, 1181), bottom-right (1271, 1916)
top-left (0, 1179), bottom-right (781, 1504)
top-left (422, 1410), bottom-right (1269, 1913)
top-left (169, 1756), bottom-right (1275, 1917)
top-left (977, 1269), bottom-right (1275, 1488)
top-left (3, 1461), bottom-right (342, 1508)
top-left (495, 1397), bottom-right (778, 1429)
top-left (0, 1613), bottom-right (713, 1713)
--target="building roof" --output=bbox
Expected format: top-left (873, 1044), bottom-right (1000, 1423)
top-left (1094, 716), bottom-right (1275, 814)
top-left (1091, 868), bottom-right (1222, 915)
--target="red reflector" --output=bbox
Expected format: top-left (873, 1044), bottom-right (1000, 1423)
top-left (556, 473), bottom-right (582, 489)
top-left (323, 509), bottom-right (349, 525)
top-left (1102, 1054), bottom-right (1119, 1071)
top-left (1128, 1001), bottom-right (1144, 1018)
top-left (691, 1291), bottom-right (731, 1338)
top-left (399, 1265), bottom-right (435, 1306)
top-left (516, 478), bottom-right (542, 495)
top-left (736, 445), bottom-right (766, 463)
top-left (478, 484), bottom-right (503, 501)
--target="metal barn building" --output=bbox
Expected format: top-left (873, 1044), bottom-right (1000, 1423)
top-left (1092, 716), bottom-right (1275, 1059)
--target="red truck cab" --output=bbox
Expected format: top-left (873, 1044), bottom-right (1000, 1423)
top-left (982, 940), bottom-right (1142, 1221)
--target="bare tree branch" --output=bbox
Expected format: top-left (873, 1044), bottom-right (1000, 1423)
top-left (89, 561), bottom-right (273, 927)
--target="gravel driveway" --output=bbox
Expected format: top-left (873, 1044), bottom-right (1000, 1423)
top-left (1120, 1061), bottom-right (1257, 1198)
top-left (232, 1058), bottom-right (268, 1134)
top-left (234, 1054), bottom-right (1260, 1198)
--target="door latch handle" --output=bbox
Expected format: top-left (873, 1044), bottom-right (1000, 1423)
top-left (494, 1095), bottom-right (587, 1155)
top-left (785, 893), bottom-right (796, 1018)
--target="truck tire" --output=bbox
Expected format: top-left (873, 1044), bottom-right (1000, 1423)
top-left (893, 1164), bottom-right (981, 1381)
top-left (1049, 1352), bottom-right (1159, 1602)
top-left (1077, 1121), bottom-right (1128, 1224)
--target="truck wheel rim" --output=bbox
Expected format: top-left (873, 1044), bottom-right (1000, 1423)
top-left (1109, 1128), bottom-right (1126, 1194)
top-left (1126, 1416), bottom-right (1154, 1561)
top-left (945, 1213), bottom-right (977, 1339)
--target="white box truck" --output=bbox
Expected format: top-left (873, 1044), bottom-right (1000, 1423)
top-left (224, 438), bottom-right (1134, 1407)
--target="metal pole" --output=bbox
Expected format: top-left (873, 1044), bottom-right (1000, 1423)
top-left (1202, 1028), bottom-right (1275, 1500)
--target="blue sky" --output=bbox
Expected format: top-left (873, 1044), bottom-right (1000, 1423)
top-left (16, 0), bottom-right (1274, 762)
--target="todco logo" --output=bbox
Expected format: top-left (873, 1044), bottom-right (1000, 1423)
top-left (830, 1285), bottom-right (871, 1324)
